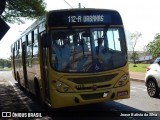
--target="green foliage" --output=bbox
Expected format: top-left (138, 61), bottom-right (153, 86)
top-left (130, 52), bottom-right (139, 62)
top-left (146, 33), bottom-right (160, 58)
top-left (0, 58), bottom-right (11, 68)
top-left (129, 63), bottom-right (149, 72)
top-left (1, 0), bottom-right (46, 24)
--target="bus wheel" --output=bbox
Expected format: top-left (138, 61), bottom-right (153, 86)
top-left (34, 79), bottom-right (45, 106)
top-left (34, 79), bottom-right (41, 100)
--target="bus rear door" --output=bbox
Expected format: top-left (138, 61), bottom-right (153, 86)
top-left (22, 42), bottom-right (28, 89)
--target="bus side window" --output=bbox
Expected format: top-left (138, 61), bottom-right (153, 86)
top-left (15, 42), bottom-right (18, 59)
top-left (26, 34), bottom-right (32, 67)
top-left (28, 33), bottom-right (32, 58)
top-left (17, 40), bottom-right (20, 59)
top-left (33, 29), bottom-right (39, 57)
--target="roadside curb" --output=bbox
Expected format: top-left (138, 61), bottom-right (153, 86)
top-left (130, 78), bottom-right (145, 83)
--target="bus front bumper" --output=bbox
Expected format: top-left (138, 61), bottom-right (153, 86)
top-left (50, 82), bottom-right (130, 108)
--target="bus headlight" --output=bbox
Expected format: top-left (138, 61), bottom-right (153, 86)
top-left (114, 76), bottom-right (128, 87)
top-left (56, 81), bottom-right (62, 87)
top-left (56, 81), bottom-right (72, 92)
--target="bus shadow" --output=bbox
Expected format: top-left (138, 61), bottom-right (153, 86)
top-left (156, 94), bottom-right (160, 99)
top-left (0, 82), bottom-right (33, 111)
top-left (42, 99), bottom-right (160, 120)
top-left (13, 83), bottom-right (46, 111)
top-left (47, 102), bottom-right (160, 120)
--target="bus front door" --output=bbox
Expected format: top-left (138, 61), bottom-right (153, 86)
top-left (40, 33), bottom-right (50, 102)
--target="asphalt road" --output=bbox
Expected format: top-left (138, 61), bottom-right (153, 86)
top-left (0, 71), bottom-right (160, 120)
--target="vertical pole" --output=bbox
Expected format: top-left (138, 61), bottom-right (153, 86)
top-left (78, 3), bottom-right (81, 8)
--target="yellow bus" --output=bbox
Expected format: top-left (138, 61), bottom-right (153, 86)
top-left (11, 8), bottom-right (130, 109)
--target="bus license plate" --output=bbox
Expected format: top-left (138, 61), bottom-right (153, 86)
top-left (117, 91), bottom-right (128, 96)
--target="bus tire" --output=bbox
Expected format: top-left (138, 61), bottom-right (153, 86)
top-left (34, 79), bottom-right (45, 107)
top-left (34, 79), bottom-right (41, 101)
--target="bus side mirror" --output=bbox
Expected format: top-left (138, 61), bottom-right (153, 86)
top-left (41, 33), bottom-right (48, 48)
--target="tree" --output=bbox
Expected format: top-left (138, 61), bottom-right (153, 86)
top-left (128, 31), bottom-right (142, 66)
top-left (0, 0), bottom-right (6, 15)
top-left (146, 33), bottom-right (160, 58)
top-left (0, 58), bottom-right (11, 68)
top-left (130, 52), bottom-right (139, 63)
top-left (1, 0), bottom-right (46, 24)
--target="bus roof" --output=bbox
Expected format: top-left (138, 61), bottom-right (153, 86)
top-left (12, 8), bottom-right (123, 44)
top-left (48, 8), bottom-right (119, 13)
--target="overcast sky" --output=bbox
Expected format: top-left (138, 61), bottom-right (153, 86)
top-left (1, 0), bottom-right (160, 59)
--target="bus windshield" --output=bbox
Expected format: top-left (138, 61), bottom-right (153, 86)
top-left (50, 27), bottom-right (127, 72)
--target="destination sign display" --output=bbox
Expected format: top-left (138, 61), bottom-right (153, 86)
top-left (48, 9), bottom-right (123, 27)
top-left (68, 15), bottom-right (106, 23)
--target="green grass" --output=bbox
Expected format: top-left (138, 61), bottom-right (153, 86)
top-left (0, 67), bottom-right (12, 71)
top-left (129, 63), bottom-right (149, 72)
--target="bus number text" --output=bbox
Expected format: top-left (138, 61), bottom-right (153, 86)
top-left (68, 16), bottom-right (82, 23)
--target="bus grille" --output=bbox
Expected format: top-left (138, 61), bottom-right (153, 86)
top-left (76, 84), bottom-right (111, 90)
top-left (68, 74), bottom-right (118, 84)
top-left (80, 92), bottom-right (107, 100)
